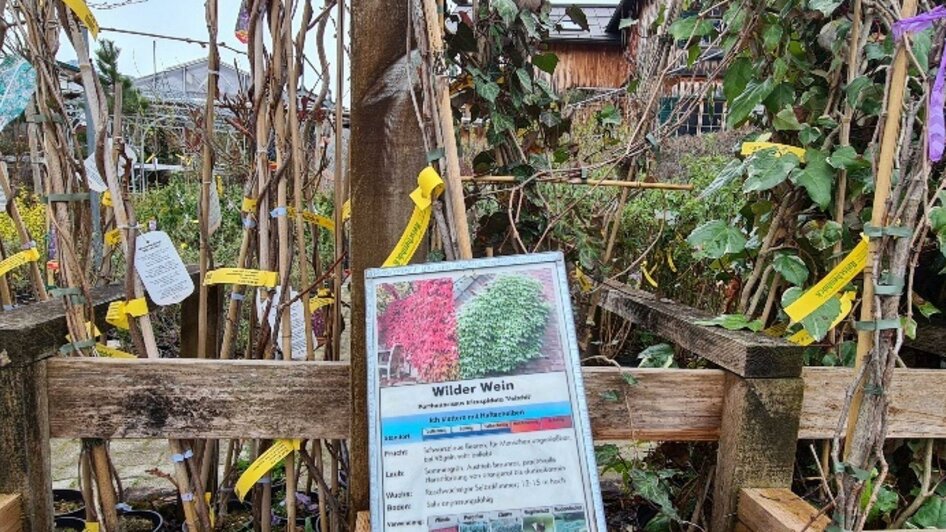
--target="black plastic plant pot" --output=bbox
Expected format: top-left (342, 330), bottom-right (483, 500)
top-left (53, 489), bottom-right (86, 518)
top-left (118, 509), bottom-right (164, 532)
top-left (181, 500), bottom-right (252, 531)
top-left (53, 517), bottom-right (86, 531)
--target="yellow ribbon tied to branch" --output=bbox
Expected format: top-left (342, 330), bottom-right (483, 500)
top-left (382, 167), bottom-right (444, 267)
top-left (341, 199), bottom-right (351, 222)
top-left (309, 288), bottom-right (334, 312)
top-left (784, 236), bottom-right (868, 323)
top-left (234, 439), bottom-right (301, 501)
top-left (741, 141), bottom-right (807, 161)
top-left (0, 248), bottom-right (39, 277)
top-left (105, 298), bottom-right (149, 330)
top-left (205, 268), bottom-right (278, 287)
top-left (94, 343), bottom-right (137, 359)
top-left (63, 0), bottom-right (99, 38)
top-left (288, 207), bottom-right (335, 231)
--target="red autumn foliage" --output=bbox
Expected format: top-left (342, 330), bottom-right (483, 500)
top-left (378, 278), bottom-right (459, 382)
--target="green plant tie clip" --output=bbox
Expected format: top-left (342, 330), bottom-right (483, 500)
top-left (42, 193), bottom-right (91, 204)
top-left (863, 223), bottom-right (912, 238)
top-left (49, 287), bottom-right (87, 304)
top-left (874, 274), bottom-right (905, 296)
top-left (426, 147), bottom-right (445, 163)
top-left (59, 339), bottom-right (96, 354)
top-left (853, 319), bottom-right (902, 331)
top-left (580, 168), bottom-right (588, 181)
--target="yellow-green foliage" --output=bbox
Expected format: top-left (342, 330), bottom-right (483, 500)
top-left (0, 190), bottom-right (45, 248)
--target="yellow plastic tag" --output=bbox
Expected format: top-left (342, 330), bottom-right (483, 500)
top-left (241, 197), bottom-right (258, 213)
top-left (205, 268), bottom-right (278, 287)
top-left (0, 248), bottom-right (40, 276)
top-left (94, 343), bottom-right (137, 359)
top-left (84, 522), bottom-right (101, 532)
top-left (741, 141), bottom-right (807, 161)
top-left (288, 207), bottom-right (335, 231)
top-left (104, 228), bottom-right (121, 246)
top-left (309, 295), bottom-right (334, 312)
top-left (101, 190), bottom-right (113, 207)
top-left (105, 298), bottom-right (148, 330)
top-left (787, 291), bottom-right (856, 346)
top-left (642, 260), bottom-right (659, 288)
top-left (572, 267), bottom-right (593, 293)
top-left (66, 321), bottom-right (100, 343)
top-left (234, 439), bottom-right (301, 501)
top-left (63, 0), bottom-right (99, 38)
top-left (341, 199), bottom-right (351, 221)
top-left (205, 492), bottom-right (215, 527)
top-left (382, 167), bottom-right (444, 267)
top-left (215, 176), bottom-right (224, 196)
top-left (785, 236), bottom-right (868, 323)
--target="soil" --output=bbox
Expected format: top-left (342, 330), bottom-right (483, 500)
top-left (217, 511), bottom-right (252, 532)
top-left (53, 499), bottom-right (83, 514)
top-left (119, 516), bottom-right (156, 532)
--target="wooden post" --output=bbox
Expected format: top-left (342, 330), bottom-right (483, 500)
top-left (711, 373), bottom-right (804, 532)
top-left (350, 0), bottom-right (427, 522)
top-left (0, 350), bottom-right (53, 531)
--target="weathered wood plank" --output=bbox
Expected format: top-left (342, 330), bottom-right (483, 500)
top-left (583, 367), bottom-right (723, 441)
top-left (0, 494), bottom-right (22, 532)
top-left (45, 362), bottom-right (946, 441)
top-left (355, 511), bottom-right (370, 532)
top-left (600, 282), bottom-right (805, 377)
top-left (738, 488), bottom-right (829, 532)
top-left (799, 367), bottom-right (946, 439)
top-left (712, 375), bottom-right (804, 532)
top-left (47, 359), bottom-right (350, 440)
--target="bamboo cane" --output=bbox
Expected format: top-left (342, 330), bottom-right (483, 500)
top-left (0, 162), bottom-right (50, 301)
top-left (25, 99), bottom-right (43, 195)
top-left (89, 441), bottom-right (120, 531)
top-left (198, 0), bottom-right (220, 361)
top-left (844, 0), bottom-right (918, 457)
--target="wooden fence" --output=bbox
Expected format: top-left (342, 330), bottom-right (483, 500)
top-left (0, 277), bottom-right (944, 530)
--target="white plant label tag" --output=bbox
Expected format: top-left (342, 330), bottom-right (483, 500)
top-left (134, 230), bottom-right (194, 305)
top-left (257, 286), bottom-right (311, 360)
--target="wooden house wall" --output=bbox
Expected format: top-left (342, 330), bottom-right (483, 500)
top-left (547, 43), bottom-right (628, 90)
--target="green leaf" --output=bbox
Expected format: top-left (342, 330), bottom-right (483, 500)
top-left (798, 125), bottom-right (822, 146)
top-left (637, 343), bottom-right (676, 368)
top-left (596, 104), bottom-right (621, 127)
top-left (800, 297), bottom-right (841, 342)
top-left (792, 148), bottom-right (834, 209)
top-left (599, 390), bottom-right (619, 402)
top-left (903, 316), bottom-right (917, 340)
top-left (532, 52), bottom-right (559, 74)
top-left (723, 57), bottom-right (752, 102)
top-left (619, 17), bottom-right (638, 29)
top-left (827, 146), bottom-right (858, 169)
top-left (686, 220), bottom-right (747, 259)
top-left (669, 16), bottom-right (715, 41)
top-left (773, 106), bottom-right (802, 131)
top-left (594, 443), bottom-right (621, 467)
top-left (475, 78), bottom-right (500, 103)
top-left (629, 469), bottom-right (680, 520)
top-left (910, 496), bottom-right (946, 528)
top-left (492, 0), bottom-right (519, 25)
top-left (916, 300), bottom-right (942, 319)
top-left (802, 219), bottom-right (843, 251)
top-left (539, 110), bottom-right (562, 128)
top-left (727, 78), bottom-right (774, 127)
top-left (515, 68), bottom-right (532, 92)
top-left (764, 82), bottom-right (795, 113)
top-left (772, 252), bottom-right (809, 286)
top-left (808, 0), bottom-right (842, 16)
top-left (930, 206), bottom-right (946, 232)
top-left (490, 111), bottom-right (515, 134)
top-left (744, 149), bottom-right (799, 192)
top-left (621, 371), bottom-right (638, 386)
top-left (565, 5), bottom-right (589, 31)
top-left (763, 24), bottom-right (783, 53)
top-left (694, 314), bottom-right (764, 332)
top-left (698, 159), bottom-right (746, 199)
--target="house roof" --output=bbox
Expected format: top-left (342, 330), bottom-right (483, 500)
top-left (547, 4), bottom-right (621, 45)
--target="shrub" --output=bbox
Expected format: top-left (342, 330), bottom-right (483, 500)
top-left (457, 274), bottom-right (550, 378)
top-left (378, 279), bottom-right (459, 382)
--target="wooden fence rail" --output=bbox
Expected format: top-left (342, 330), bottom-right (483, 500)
top-left (1, 278), bottom-right (944, 530)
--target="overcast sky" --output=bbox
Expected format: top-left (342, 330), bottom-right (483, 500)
top-left (56, 0), bottom-right (619, 104)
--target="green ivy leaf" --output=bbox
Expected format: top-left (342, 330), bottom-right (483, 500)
top-left (694, 314), bottom-right (764, 332)
top-left (629, 469), bottom-right (680, 520)
top-left (515, 68), bottom-right (533, 92)
top-left (686, 220), bottom-right (747, 259)
top-left (808, 0), bottom-right (843, 16)
top-left (763, 24), bottom-right (783, 53)
top-left (798, 124), bottom-right (822, 146)
top-left (792, 148), bottom-right (834, 209)
top-left (902, 316), bottom-right (917, 340)
top-left (802, 219), bottom-right (843, 250)
top-left (596, 104), bottom-right (622, 127)
top-left (599, 390), bottom-right (620, 402)
top-left (565, 5), bottom-right (589, 31)
top-left (698, 159), bottom-right (746, 199)
top-left (772, 252), bottom-right (809, 286)
top-left (801, 297), bottom-right (841, 342)
top-left (727, 78), bottom-right (774, 127)
top-left (475, 78), bottom-right (500, 103)
top-left (532, 52), bottom-right (559, 74)
top-left (827, 145), bottom-right (858, 169)
top-left (916, 300), bottom-right (942, 319)
top-left (723, 57), bottom-right (752, 102)
top-left (910, 496), bottom-right (946, 528)
top-left (669, 16), bottom-right (715, 41)
top-left (930, 206), bottom-right (946, 232)
top-left (490, 111), bottom-right (515, 134)
top-left (492, 0), bottom-right (519, 26)
top-left (773, 106), bottom-right (802, 131)
top-left (621, 371), bottom-right (638, 386)
top-left (637, 343), bottom-right (676, 368)
top-left (744, 149), bottom-right (799, 192)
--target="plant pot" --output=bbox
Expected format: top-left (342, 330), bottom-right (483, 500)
top-left (118, 509), bottom-right (164, 532)
top-left (53, 489), bottom-right (86, 518)
top-left (272, 514), bottom-right (319, 531)
top-left (181, 500), bottom-right (252, 532)
top-left (54, 517), bottom-right (86, 531)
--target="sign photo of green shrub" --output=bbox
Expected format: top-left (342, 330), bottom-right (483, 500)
top-left (457, 274), bottom-right (551, 379)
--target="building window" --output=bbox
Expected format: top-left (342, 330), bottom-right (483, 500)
top-left (658, 96), bottom-right (725, 135)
